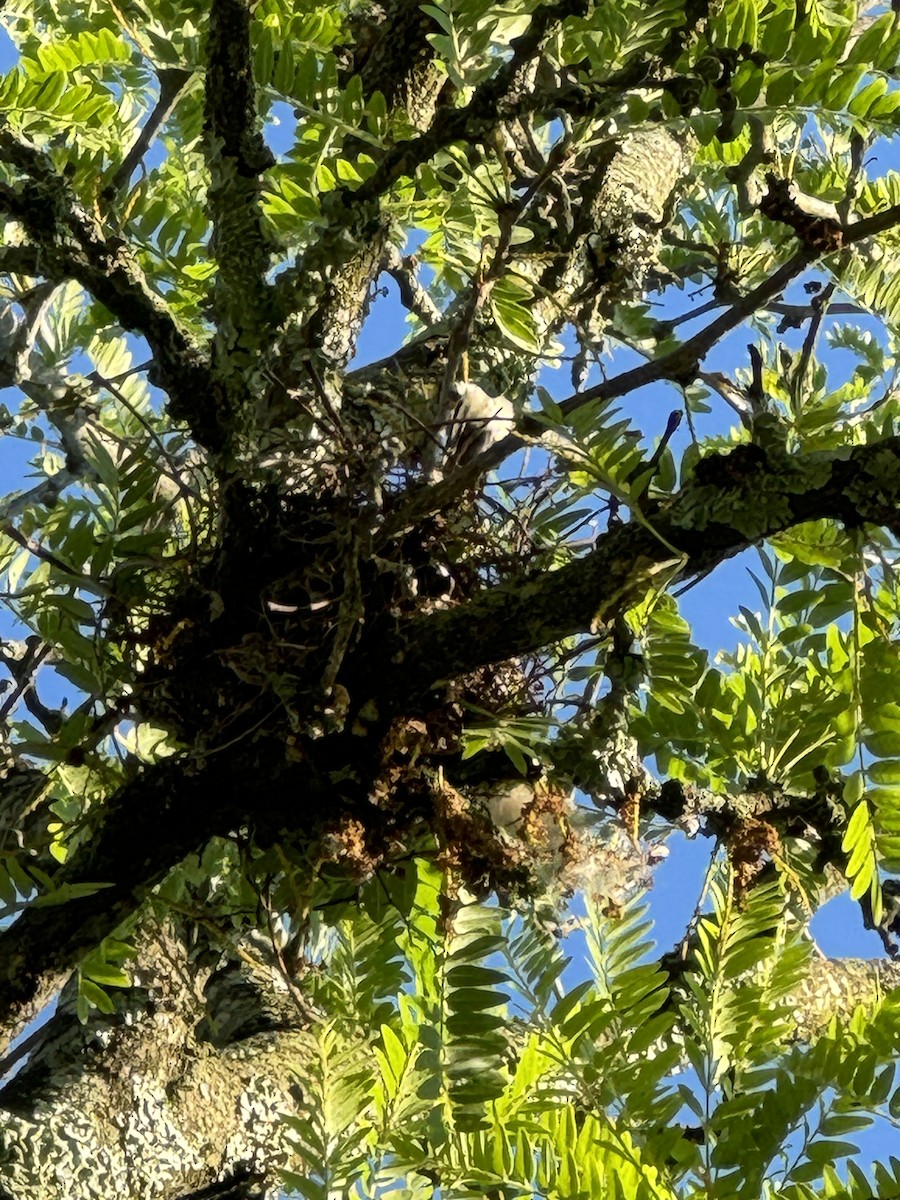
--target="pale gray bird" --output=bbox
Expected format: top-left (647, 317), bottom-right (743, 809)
top-left (443, 380), bottom-right (515, 471)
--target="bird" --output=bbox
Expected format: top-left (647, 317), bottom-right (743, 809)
top-left (442, 380), bottom-right (515, 471)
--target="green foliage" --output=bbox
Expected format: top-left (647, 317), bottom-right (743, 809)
top-left (6, 0), bottom-right (900, 1193)
top-left (276, 859), bottom-right (900, 1200)
top-left (281, 859), bottom-right (688, 1198)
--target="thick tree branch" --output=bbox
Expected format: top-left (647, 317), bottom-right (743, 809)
top-left (342, 0), bottom-right (447, 123)
top-left (0, 914), bottom-right (304, 1198)
top-left (787, 957), bottom-right (900, 1040)
top-left (375, 434), bottom-right (900, 703)
top-left (257, 0), bottom-right (452, 394)
top-left (204, 0), bottom-right (275, 356)
top-left (345, 0), bottom-right (587, 209)
top-left (269, 0), bottom-right (587, 372)
top-left (0, 753), bottom-right (256, 1053)
top-left (0, 129), bottom-right (218, 449)
top-left (0, 717), bottom-right (366, 1056)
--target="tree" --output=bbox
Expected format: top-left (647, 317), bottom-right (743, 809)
top-left (2, 0), bottom-right (900, 1195)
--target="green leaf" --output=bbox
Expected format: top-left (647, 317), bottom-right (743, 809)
top-left (79, 978), bottom-right (115, 1015)
top-left (489, 279), bottom-right (541, 354)
top-left (33, 881), bottom-right (115, 907)
top-left (84, 963), bottom-right (131, 988)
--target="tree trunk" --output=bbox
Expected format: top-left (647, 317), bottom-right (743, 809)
top-left (0, 914), bottom-right (307, 1200)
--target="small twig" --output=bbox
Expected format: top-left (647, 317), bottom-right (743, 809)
top-left (0, 638), bottom-right (52, 725)
top-left (435, 137), bottom-right (572, 447)
top-left (791, 282), bottom-right (835, 409)
top-left (436, 238), bottom-right (498, 425)
top-left (772, 299), bottom-right (864, 330)
top-left (261, 890), bottom-right (318, 1024)
top-left (87, 369), bottom-right (201, 545)
top-left (0, 472), bottom-right (76, 523)
top-left (838, 130), bottom-right (869, 226)
top-left (0, 1016), bottom-right (49, 1080)
top-left (1, 524), bottom-right (109, 598)
top-left (0, 124), bottom-right (216, 448)
top-left (302, 360), bottom-right (356, 455)
top-left (107, 69), bottom-right (194, 196)
top-left (725, 115), bottom-right (772, 214)
top-left (9, 283), bottom-right (57, 382)
top-left (647, 410), bottom-right (681, 478)
top-left (106, 0), bottom-right (154, 58)
top-left (699, 370), bottom-right (755, 430)
top-left (748, 344), bottom-right (765, 409)
top-left (657, 296), bottom-right (724, 331)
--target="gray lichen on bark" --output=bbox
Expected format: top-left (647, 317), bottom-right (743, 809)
top-left (0, 917), bottom-right (305, 1200)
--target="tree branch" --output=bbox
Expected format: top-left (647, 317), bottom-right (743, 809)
top-left (0, 753), bottom-right (254, 1053)
top-left (0, 913), bottom-right (305, 1198)
top-left (257, 0), bottom-right (452, 395)
top-left (339, 0), bottom-right (588, 214)
top-left (204, 0), bottom-right (274, 355)
top-left (382, 246), bottom-right (442, 325)
top-left (787, 957), bottom-right (900, 1040)
top-left (0, 722), bottom-right (355, 1057)
top-left (0, 128), bottom-right (218, 450)
top-left (269, 0), bottom-right (587, 366)
top-left (373, 434), bottom-right (900, 704)
top-left (107, 67), bottom-right (194, 196)
top-left (382, 177), bottom-right (900, 536)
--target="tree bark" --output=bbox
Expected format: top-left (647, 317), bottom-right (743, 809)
top-left (0, 915), bottom-right (306, 1200)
